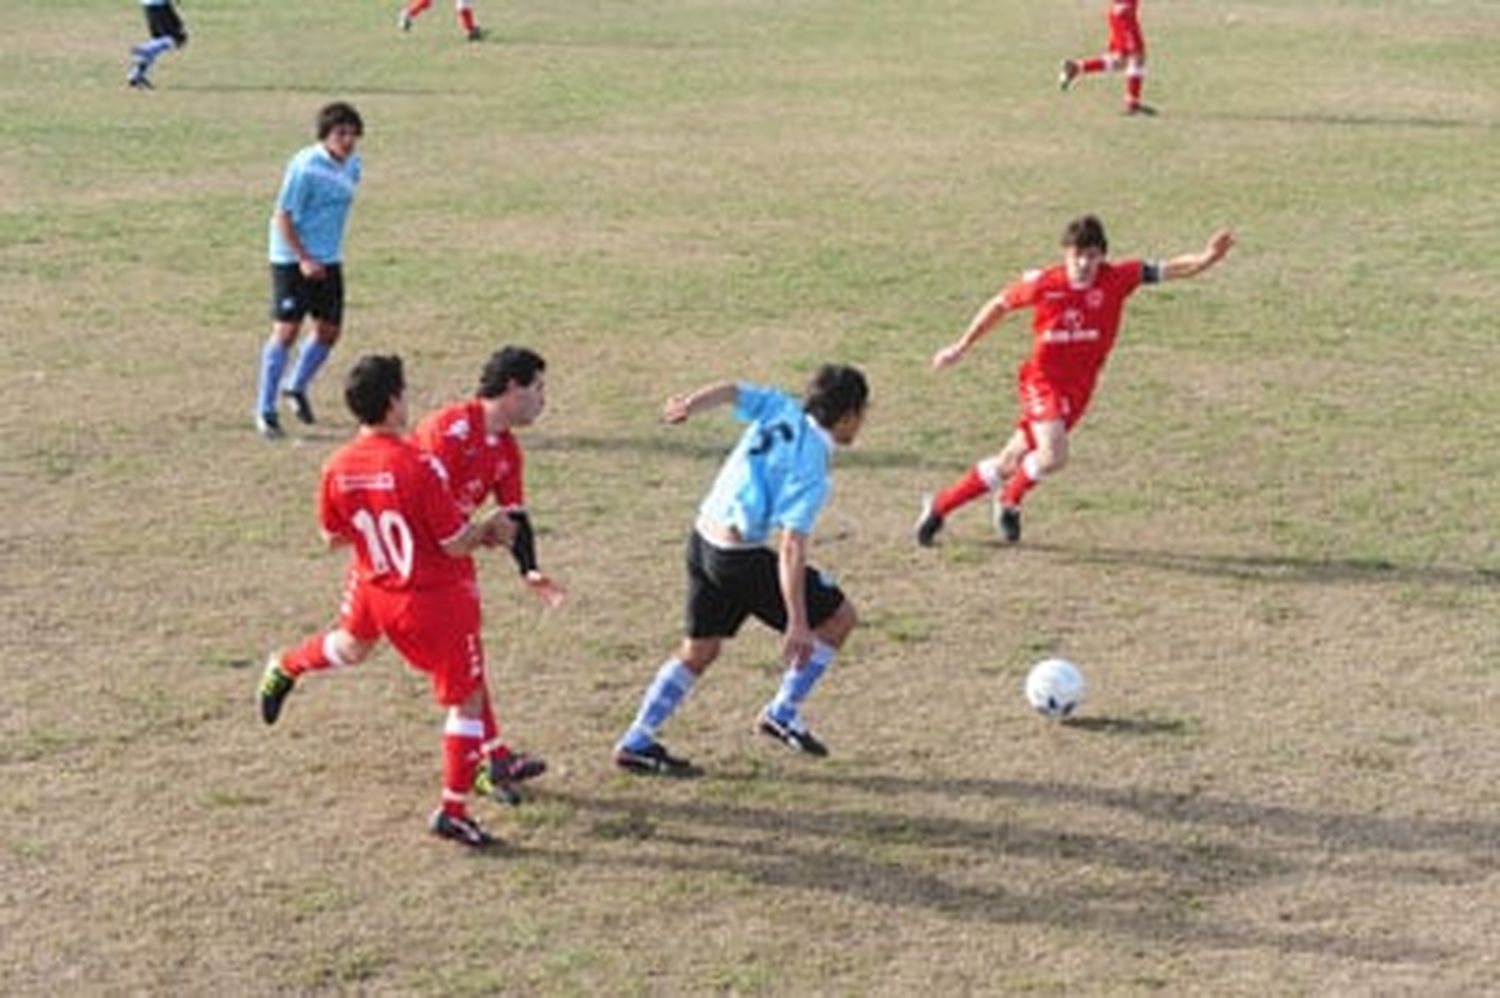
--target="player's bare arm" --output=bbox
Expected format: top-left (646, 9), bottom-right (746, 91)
top-left (778, 529), bottom-right (815, 668)
top-left (933, 294), bottom-right (1011, 370)
top-left (320, 528), bottom-right (352, 550)
top-left (273, 209), bottom-right (326, 280)
top-left (663, 381), bottom-right (738, 424)
top-left (441, 508), bottom-right (509, 558)
top-left (1161, 229), bottom-right (1236, 281)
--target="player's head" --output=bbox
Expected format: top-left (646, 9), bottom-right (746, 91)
top-left (316, 102), bottom-right (364, 160)
top-left (1061, 214), bottom-right (1108, 288)
top-left (345, 354), bottom-right (407, 430)
top-left (477, 346), bottom-right (547, 427)
top-left (804, 364), bottom-right (869, 446)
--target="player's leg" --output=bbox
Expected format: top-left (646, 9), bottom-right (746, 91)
top-left (472, 682), bottom-right (548, 805)
top-left (282, 268), bottom-right (343, 424)
top-left (759, 578), bottom-right (855, 756)
top-left (456, 0), bottom-right (483, 40)
top-left (399, 0), bottom-right (433, 30)
top-left (129, 7), bottom-right (185, 87)
top-left (914, 429), bottom-right (1029, 546)
top-left (257, 265), bottom-right (311, 438)
top-left (260, 574), bottom-right (379, 723)
top-left (996, 419), bottom-right (1067, 542)
top-left (1124, 55), bottom-right (1150, 114)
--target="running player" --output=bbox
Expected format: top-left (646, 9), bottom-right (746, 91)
top-left (127, 0), bottom-right (187, 90)
top-left (613, 365), bottom-right (869, 776)
top-left (411, 346), bottom-right (565, 803)
top-left (398, 0), bottom-right (485, 41)
top-left (254, 103), bottom-right (364, 440)
top-left (915, 216), bottom-right (1234, 546)
top-left (257, 355), bottom-right (516, 849)
top-left (1059, 0), bottom-right (1153, 115)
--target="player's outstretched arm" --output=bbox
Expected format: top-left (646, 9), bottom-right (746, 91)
top-left (933, 293), bottom-right (1011, 371)
top-left (1161, 229), bottom-right (1236, 281)
top-left (442, 508), bottom-right (509, 558)
top-left (777, 529), bottom-right (815, 668)
top-left (663, 381), bottom-right (738, 424)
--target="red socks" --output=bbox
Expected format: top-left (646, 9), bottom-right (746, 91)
top-left (441, 713), bottom-right (485, 817)
top-left (1081, 57), bottom-right (1108, 73)
top-left (405, 0), bottom-right (432, 15)
top-left (933, 467), bottom-right (989, 517)
top-left (280, 633), bottom-right (335, 677)
top-left (458, 7), bottom-right (477, 33)
top-left (1126, 73), bottom-right (1144, 108)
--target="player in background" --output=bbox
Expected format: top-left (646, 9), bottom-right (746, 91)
top-left (127, 0), bottom-right (187, 90)
top-left (411, 346), bottom-right (565, 803)
top-left (257, 355), bottom-right (517, 849)
top-left (915, 216), bottom-right (1234, 547)
top-left (398, 0), bottom-right (485, 41)
top-left (613, 366), bottom-right (868, 776)
top-left (254, 103), bottom-right (364, 440)
top-left (1059, 0), bottom-right (1153, 115)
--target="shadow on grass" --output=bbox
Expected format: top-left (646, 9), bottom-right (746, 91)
top-left (1190, 110), bottom-right (1497, 131)
top-left (170, 83), bottom-right (472, 97)
top-left (1022, 541), bottom-right (1500, 590)
top-left (1062, 714), bottom-right (1192, 736)
top-left (531, 432), bottom-right (954, 472)
top-left (538, 782), bottom-right (1451, 964)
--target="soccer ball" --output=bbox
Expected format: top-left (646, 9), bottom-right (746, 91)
top-left (1025, 658), bottom-right (1085, 719)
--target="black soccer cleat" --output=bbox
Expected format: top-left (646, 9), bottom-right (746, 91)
top-left (282, 389), bottom-right (315, 425)
top-left (914, 495), bottom-right (945, 547)
top-left (614, 741), bottom-right (699, 777)
top-left (475, 751), bottom-right (547, 806)
top-left (258, 656), bottom-right (296, 725)
top-left (428, 809), bottom-right (497, 849)
top-left (757, 713), bottom-right (829, 758)
top-left (995, 504), bottom-right (1022, 544)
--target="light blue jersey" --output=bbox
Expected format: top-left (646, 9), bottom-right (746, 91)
top-left (268, 144), bottom-right (362, 265)
top-left (697, 384), bottom-right (835, 544)
top-left (141, 1), bottom-right (170, 7)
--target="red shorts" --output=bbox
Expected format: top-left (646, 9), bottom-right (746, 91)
top-left (340, 575), bottom-right (486, 706)
top-left (1017, 375), bottom-right (1091, 444)
top-left (1108, 8), bottom-right (1145, 57)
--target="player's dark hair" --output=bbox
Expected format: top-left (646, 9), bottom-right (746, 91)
top-left (803, 364), bottom-right (869, 429)
top-left (344, 354), bottom-right (404, 426)
top-left (1062, 215), bottom-right (1108, 255)
top-left (477, 347), bottom-right (546, 399)
top-left (317, 102), bottom-right (364, 139)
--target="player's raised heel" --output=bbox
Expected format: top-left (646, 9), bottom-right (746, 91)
top-left (428, 809), bottom-right (496, 849)
top-left (914, 495), bottom-right (945, 548)
top-left (614, 740), bottom-right (699, 777)
top-left (258, 656), bottom-right (296, 725)
top-left (475, 751), bottom-right (547, 805)
top-left (995, 504), bottom-right (1022, 544)
top-left (757, 713), bottom-right (829, 757)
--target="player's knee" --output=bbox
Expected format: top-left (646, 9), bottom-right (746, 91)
top-left (315, 323), bottom-right (341, 346)
top-left (331, 631), bottom-right (373, 666)
top-left (175, 32), bottom-right (189, 49)
top-left (680, 638), bottom-right (720, 673)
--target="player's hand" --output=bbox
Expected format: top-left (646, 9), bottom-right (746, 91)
top-left (782, 623), bottom-right (816, 669)
top-left (480, 511), bottom-right (517, 548)
top-left (524, 573), bottom-right (567, 610)
top-left (931, 344), bottom-right (966, 371)
top-left (299, 259), bottom-right (328, 280)
top-left (662, 394), bottom-right (693, 424)
top-left (1206, 229), bottom-right (1236, 262)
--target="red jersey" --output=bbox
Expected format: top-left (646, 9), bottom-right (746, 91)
top-left (411, 400), bottom-right (525, 516)
top-left (1001, 259), bottom-right (1156, 398)
top-left (318, 432), bottom-right (474, 591)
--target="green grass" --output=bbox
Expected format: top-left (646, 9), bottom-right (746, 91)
top-left (3, 0), bottom-right (1500, 993)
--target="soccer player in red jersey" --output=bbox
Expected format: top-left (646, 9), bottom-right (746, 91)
top-left (411, 346), bottom-right (565, 802)
top-left (915, 216), bottom-right (1234, 547)
top-left (257, 354), bottom-right (518, 849)
top-left (398, 0), bottom-right (484, 41)
top-left (1059, 0), bottom-right (1153, 115)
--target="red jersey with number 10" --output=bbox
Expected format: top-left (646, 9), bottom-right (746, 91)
top-left (411, 400), bottom-right (526, 517)
top-left (1000, 259), bottom-right (1153, 398)
top-left (318, 432), bottom-right (474, 591)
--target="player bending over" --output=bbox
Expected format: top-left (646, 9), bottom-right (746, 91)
top-left (915, 215), bottom-right (1234, 547)
top-left (254, 103), bottom-right (364, 440)
top-left (398, 0), bottom-right (485, 41)
top-left (410, 346), bottom-right (565, 803)
top-left (1059, 0), bottom-right (1152, 115)
top-left (258, 355), bottom-right (522, 849)
top-left (614, 366), bottom-right (868, 776)
top-left (127, 0), bottom-right (187, 90)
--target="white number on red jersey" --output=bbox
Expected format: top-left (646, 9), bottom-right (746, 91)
top-left (350, 508), bottom-right (415, 583)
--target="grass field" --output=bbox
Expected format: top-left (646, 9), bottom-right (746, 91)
top-left (4, 0), bottom-right (1500, 992)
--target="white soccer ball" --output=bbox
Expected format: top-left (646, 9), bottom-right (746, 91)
top-left (1025, 658), bottom-right (1085, 719)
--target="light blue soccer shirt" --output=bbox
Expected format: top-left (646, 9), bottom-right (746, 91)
top-left (268, 144), bottom-right (362, 265)
top-left (697, 384), bottom-right (835, 545)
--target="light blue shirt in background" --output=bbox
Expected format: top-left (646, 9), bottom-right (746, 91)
top-left (268, 144), bottom-right (362, 265)
top-left (697, 384), bottom-right (834, 545)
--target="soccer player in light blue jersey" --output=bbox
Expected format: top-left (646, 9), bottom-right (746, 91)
top-left (614, 365), bottom-right (869, 776)
top-left (127, 0), bottom-right (187, 90)
top-left (254, 103), bottom-right (364, 439)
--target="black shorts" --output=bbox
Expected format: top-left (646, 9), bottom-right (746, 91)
top-left (683, 530), bottom-right (846, 639)
top-left (145, 5), bottom-right (188, 46)
top-left (270, 263), bottom-right (344, 325)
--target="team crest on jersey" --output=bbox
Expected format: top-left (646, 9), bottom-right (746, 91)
top-left (1086, 289), bottom-right (1105, 309)
top-left (445, 418), bottom-right (472, 441)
